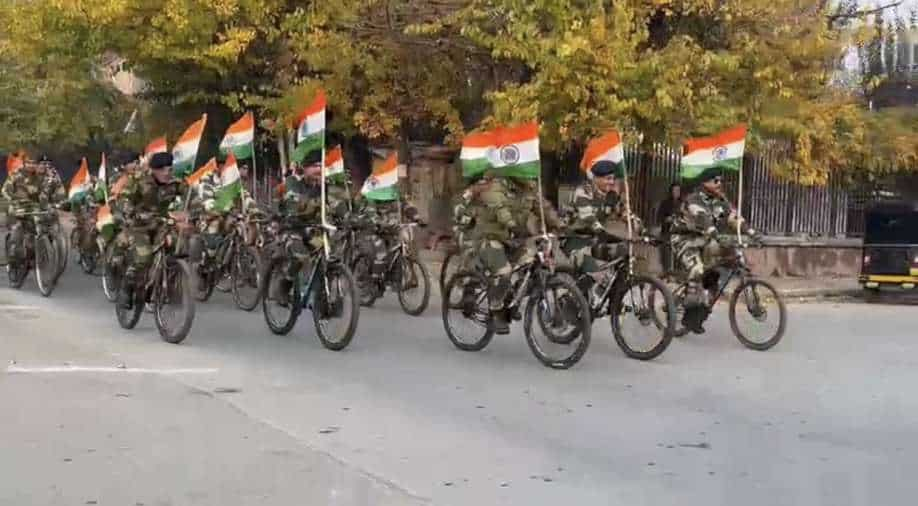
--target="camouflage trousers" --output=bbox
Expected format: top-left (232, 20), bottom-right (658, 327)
top-left (562, 236), bottom-right (626, 275)
top-left (670, 234), bottom-right (707, 282)
top-left (466, 239), bottom-right (539, 311)
top-left (112, 226), bottom-right (157, 277)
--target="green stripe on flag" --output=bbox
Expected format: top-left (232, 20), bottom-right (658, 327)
top-left (679, 158), bottom-right (742, 181)
top-left (291, 132), bottom-right (324, 164)
top-left (220, 143), bottom-right (254, 160)
top-left (212, 180), bottom-right (242, 213)
top-left (365, 186), bottom-right (399, 202)
top-left (173, 162), bottom-right (194, 178)
top-left (462, 159), bottom-right (540, 180)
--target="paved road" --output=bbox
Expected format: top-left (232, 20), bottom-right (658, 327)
top-left (1, 266), bottom-right (916, 506)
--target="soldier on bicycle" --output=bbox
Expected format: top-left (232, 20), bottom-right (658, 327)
top-left (112, 152), bottom-right (190, 308)
top-left (2, 156), bottom-right (66, 265)
top-left (670, 171), bottom-right (758, 333)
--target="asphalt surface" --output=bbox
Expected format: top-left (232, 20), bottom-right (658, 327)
top-left (1, 263), bottom-right (917, 506)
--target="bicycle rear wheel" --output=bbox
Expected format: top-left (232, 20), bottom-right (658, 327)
top-left (524, 273), bottom-right (591, 369)
top-left (610, 275), bottom-right (675, 360)
top-left (154, 258), bottom-right (196, 344)
top-left (35, 235), bottom-right (58, 297)
top-left (729, 278), bottom-right (786, 351)
top-left (312, 263), bottom-right (359, 351)
top-left (442, 271), bottom-right (494, 352)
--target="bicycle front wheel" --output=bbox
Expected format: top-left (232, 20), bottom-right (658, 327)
top-left (524, 272), bottom-right (592, 369)
top-left (154, 258), bottom-right (196, 344)
top-left (101, 243), bottom-right (122, 303)
top-left (232, 245), bottom-right (262, 311)
top-left (262, 257), bottom-right (302, 335)
top-left (312, 263), bottom-right (359, 351)
top-left (729, 278), bottom-right (786, 351)
top-left (610, 275), bottom-right (675, 361)
top-left (397, 256), bottom-right (430, 316)
top-left (35, 235), bottom-right (58, 297)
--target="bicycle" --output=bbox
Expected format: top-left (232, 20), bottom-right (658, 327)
top-left (661, 235), bottom-right (787, 350)
top-left (190, 212), bottom-right (263, 310)
top-left (441, 235), bottom-right (592, 369)
top-left (70, 205), bottom-right (100, 274)
top-left (5, 207), bottom-right (61, 297)
top-left (261, 219), bottom-right (360, 351)
top-left (115, 214), bottom-right (196, 344)
top-left (351, 222), bottom-right (431, 316)
top-left (558, 234), bottom-right (677, 361)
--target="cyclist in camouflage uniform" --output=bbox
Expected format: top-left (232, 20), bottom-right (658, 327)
top-left (358, 195), bottom-right (420, 282)
top-left (562, 160), bottom-right (641, 292)
top-left (460, 174), bottom-right (540, 334)
top-left (270, 153), bottom-right (349, 303)
top-left (2, 157), bottom-right (66, 263)
top-left (112, 152), bottom-right (190, 308)
top-left (670, 171), bottom-right (756, 332)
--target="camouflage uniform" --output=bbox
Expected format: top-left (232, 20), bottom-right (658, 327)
top-left (111, 167), bottom-right (189, 279)
top-left (670, 189), bottom-right (743, 282)
top-left (195, 172), bottom-right (258, 253)
top-left (358, 198), bottom-right (419, 276)
top-left (1, 166), bottom-right (66, 261)
top-left (562, 182), bottom-right (640, 274)
top-left (464, 176), bottom-right (535, 311)
top-left (277, 175), bottom-right (350, 273)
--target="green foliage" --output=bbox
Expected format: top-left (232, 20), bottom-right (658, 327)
top-left (1, 0), bottom-right (917, 185)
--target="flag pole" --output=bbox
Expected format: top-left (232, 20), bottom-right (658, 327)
top-left (737, 159), bottom-right (744, 244)
top-left (622, 165), bottom-right (635, 275)
top-left (537, 163), bottom-right (547, 237)
top-left (321, 139), bottom-right (330, 257)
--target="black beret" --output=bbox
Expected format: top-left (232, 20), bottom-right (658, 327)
top-left (591, 160), bottom-right (618, 177)
top-left (301, 150), bottom-right (322, 166)
top-left (149, 152), bottom-right (174, 169)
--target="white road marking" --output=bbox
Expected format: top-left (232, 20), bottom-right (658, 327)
top-left (0, 305), bottom-right (41, 311)
top-left (6, 366), bottom-right (219, 375)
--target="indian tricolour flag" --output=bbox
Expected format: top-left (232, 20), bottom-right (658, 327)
top-left (460, 121), bottom-right (540, 179)
top-left (95, 153), bottom-right (108, 201)
top-left (68, 158), bottom-right (91, 202)
top-left (680, 124), bottom-right (747, 181)
top-left (362, 153), bottom-right (399, 201)
top-left (580, 131), bottom-right (625, 178)
top-left (172, 114), bottom-right (208, 177)
top-left (291, 89), bottom-right (326, 163)
top-left (186, 158), bottom-right (217, 186)
top-left (219, 112), bottom-right (255, 160)
top-left (324, 146), bottom-right (345, 181)
top-left (145, 137), bottom-right (167, 158)
top-left (96, 205), bottom-right (115, 240)
top-left (213, 153), bottom-right (243, 212)
top-left (6, 153), bottom-right (23, 175)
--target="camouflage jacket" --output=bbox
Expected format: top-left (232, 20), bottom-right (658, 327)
top-left (465, 176), bottom-right (530, 241)
top-left (281, 176), bottom-right (350, 224)
top-left (1, 168), bottom-right (66, 214)
top-left (360, 198), bottom-right (418, 231)
top-left (565, 182), bottom-right (638, 236)
top-left (112, 167), bottom-right (189, 228)
top-left (670, 189), bottom-right (736, 236)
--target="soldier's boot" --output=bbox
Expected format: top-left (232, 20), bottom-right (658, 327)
top-left (681, 283), bottom-right (709, 334)
top-left (489, 277), bottom-right (512, 335)
top-left (118, 268), bottom-right (137, 310)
